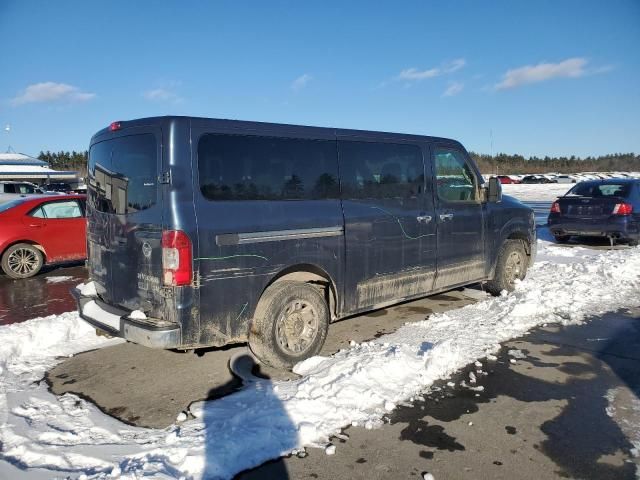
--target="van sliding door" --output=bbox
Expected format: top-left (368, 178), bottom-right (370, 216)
top-left (339, 138), bottom-right (437, 314)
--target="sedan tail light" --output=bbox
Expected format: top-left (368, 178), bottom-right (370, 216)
top-left (550, 201), bottom-right (561, 213)
top-left (612, 203), bottom-right (633, 215)
top-left (162, 230), bottom-right (192, 286)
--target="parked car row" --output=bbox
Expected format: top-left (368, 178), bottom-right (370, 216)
top-left (494, 171), bottom-right (640, 185)
top-left (0, 181), bottom-right (87, 195)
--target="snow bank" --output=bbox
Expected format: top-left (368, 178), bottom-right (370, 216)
top-left (0, 235), bottom-right (639, 479)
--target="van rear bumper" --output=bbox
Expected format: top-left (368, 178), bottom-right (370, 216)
top-left (71, 286), bottom-right (181, 349)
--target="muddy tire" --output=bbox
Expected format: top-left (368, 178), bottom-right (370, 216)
top-left (1, 243), bottom-right (44, 279)
top-left (485, 240), bottom-right (528, 296)
top-left (553, 234), bottom-right (570, 244)
top-left (249, 281), bottom-right (329, 370)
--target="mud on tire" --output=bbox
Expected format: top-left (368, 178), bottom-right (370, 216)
top-left (249, 280), bottom-right (329, 370)
top-left (485, 239), bottom-right (528, 296)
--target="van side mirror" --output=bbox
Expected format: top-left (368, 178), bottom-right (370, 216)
top-left (487, 177), bottom-right (502, 203)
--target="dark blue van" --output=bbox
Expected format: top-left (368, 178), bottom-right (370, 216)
top-left (73, 117), bottom-right (535, 368)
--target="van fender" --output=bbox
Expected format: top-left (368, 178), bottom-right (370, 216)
top-left (253, 263), bottom-right (339, 325)
top-left (489, 219), bottom-right (534, 278)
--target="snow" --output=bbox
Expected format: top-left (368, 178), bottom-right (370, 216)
top-left (0, 233), bottom-right (639, 479)
top-left (45, 275), bottom-right (74, 284)
top-left (507, 349), bottom-right (527, 359)
top-left (502, 183), bottom-right (572, 201)
top-left (129, 310), bottom-right (147, 320)
top-left (78, 281), bottom-right (97, 297)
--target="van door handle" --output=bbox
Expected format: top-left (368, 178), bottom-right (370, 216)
top-left (439, 213), bottom-right (454, 221)
top-left (416, 215), bottom-right (432, 224)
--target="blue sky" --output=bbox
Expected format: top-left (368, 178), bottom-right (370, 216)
top-left (1, 0), bottom-right (639, 158)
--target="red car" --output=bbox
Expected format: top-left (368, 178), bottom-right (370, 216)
top-left (0, 194), bottom-right (87, 278)
top-left (497, 175), bottom-right (519, 184)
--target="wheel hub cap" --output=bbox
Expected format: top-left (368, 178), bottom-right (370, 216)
top-left (505, 251), bottom-right (523, 286)
top-left (8, 248), bottom-right (38, 275)
top-left (276, 300), bottom-right (319, 356)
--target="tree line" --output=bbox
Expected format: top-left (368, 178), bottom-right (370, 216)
top-left (38, 150), bottom-right (88, 177)
top-left (469, 152), bottom-right (639, 175)
top-left (38, 150), bottom-right (639, 178)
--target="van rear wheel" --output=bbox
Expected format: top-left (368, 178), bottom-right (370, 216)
top-left (249, 281), bottom-right (329, 370)
top-left (485, 240), bottom-right (528, 296)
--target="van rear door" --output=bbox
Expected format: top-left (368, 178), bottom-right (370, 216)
top-left (87, 127), bottom-right (164, 314)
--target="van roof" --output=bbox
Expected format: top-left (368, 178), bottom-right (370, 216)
top-left (91, 116), bottom-right (463, 148)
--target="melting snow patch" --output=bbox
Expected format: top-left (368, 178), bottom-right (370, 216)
top-left (45, 275), bottom-right (74, 283)
top-left (507, 349), bottom-right (527, 359)
top-left (129, 310), bottom-right (147, 320)
top-left (0, 236), bottom-right (639, 479)
top-left (78, 281), bottom-right (97, 297)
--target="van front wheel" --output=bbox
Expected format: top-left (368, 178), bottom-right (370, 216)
top-left (249, 281), bottom-right (329, 370)
top-left (485, 240), bottom-right (528, 296)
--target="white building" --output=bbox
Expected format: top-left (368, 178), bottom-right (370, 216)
top-left (0, 153), bottom-right (78, 184)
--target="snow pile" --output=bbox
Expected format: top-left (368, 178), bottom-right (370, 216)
top-left (0, 237), bottom-right (639, 479)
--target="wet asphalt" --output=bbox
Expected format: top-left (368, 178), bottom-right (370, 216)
top-left (0, 262), bottom-right (86, 325)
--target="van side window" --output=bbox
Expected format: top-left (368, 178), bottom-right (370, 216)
top-left (434, 147), bottom-right (478, 202)
top-left (339, 141), bottom-right (424, 199)
top-left (198, 134), bottom-right (339, 201)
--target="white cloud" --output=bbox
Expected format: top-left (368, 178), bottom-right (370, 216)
top-left (396, 58), bottom-right (466, 82)
top-left (11, 82), bottom-right (95, 105)
top-left (143, 88), bottom-right (182, 103)
top-left (291, 73), bottom-right (313, 92)
top-left (494, 57), bottom-right (593, 90)
top-left (443, 81), bottom-right (464, 97)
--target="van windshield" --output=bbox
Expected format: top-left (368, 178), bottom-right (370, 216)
top-left (88, 134), bottom-right (158, 215)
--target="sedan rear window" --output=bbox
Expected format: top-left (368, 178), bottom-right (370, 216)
top-left (567, 183), bottom-right (630, 198)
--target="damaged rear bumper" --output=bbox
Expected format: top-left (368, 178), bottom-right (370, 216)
top-left (71, 285), bottom-right (181, 349)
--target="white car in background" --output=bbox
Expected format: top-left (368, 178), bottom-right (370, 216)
top-left (555, 174), bottom-right (576, 183)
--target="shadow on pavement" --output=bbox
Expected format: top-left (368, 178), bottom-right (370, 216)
top-left (203, 353), bottom-right (291, 480)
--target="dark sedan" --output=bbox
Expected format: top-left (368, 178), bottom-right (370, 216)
top-left (548, 179), bottom-right (639, 245)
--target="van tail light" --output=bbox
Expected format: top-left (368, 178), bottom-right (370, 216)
top-left (612, 203), bottom-right (633, 215)
top-left (550, 201), bottom-right (561, 213)
top-left (162, 230), bottom-right (192, 286)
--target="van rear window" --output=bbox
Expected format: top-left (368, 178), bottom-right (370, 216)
top-left (198, 134), bottom-right (339, 201)
top-left (88, 134), bottom-right (158, 214)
